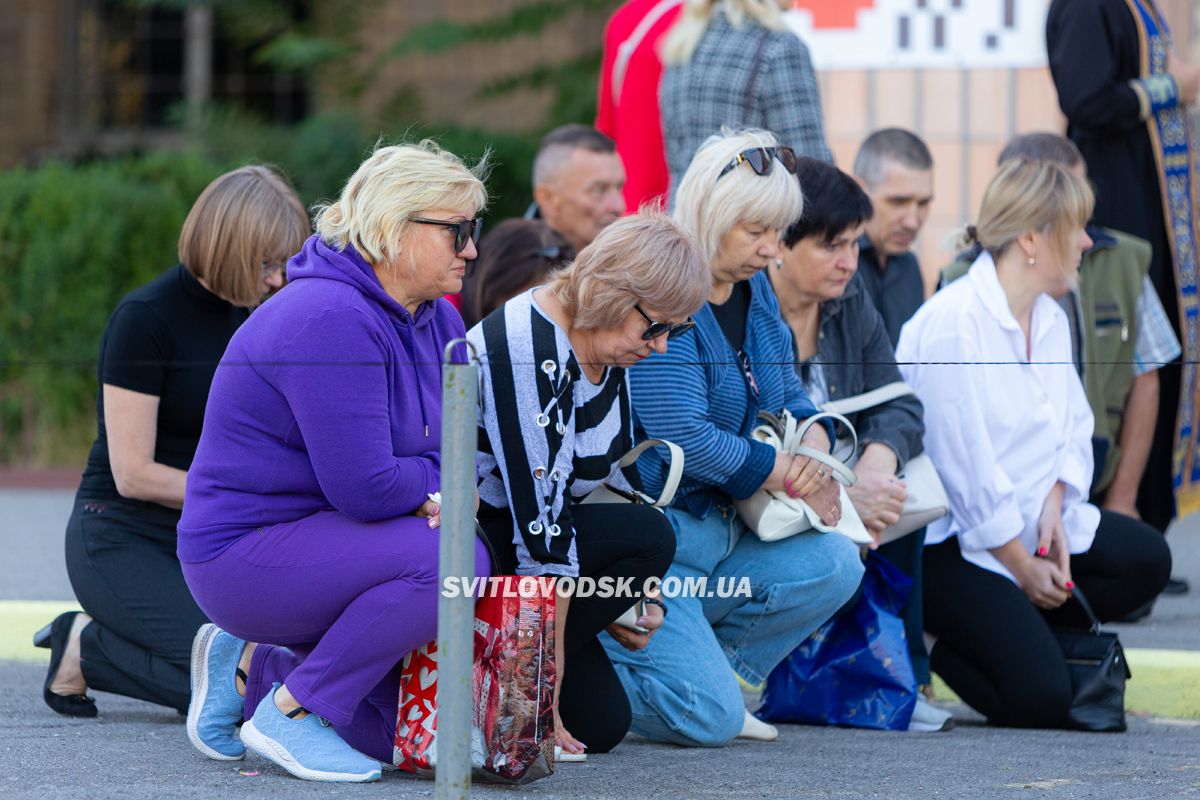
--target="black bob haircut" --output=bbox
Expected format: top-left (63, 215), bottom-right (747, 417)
top-left (782, 157), bottom-right (874, 248)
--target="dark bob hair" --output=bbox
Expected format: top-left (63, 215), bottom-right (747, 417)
top-left (782, 158), bottom-right (874, 248)
top-left (460, 219), bottom-right (574, 328)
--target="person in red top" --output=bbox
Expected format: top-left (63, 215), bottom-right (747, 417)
top-left (596, 0), bottom-right (683, 212)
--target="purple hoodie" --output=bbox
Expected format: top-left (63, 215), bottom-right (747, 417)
top-left (177, 235), bottom-right (466, 563)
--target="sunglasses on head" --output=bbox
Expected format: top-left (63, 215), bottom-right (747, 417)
top-left (410, 216), bottom-right (484, 253)
top-left (635, 304), bottom-right (696, 341)
top-left (716, 146), bottom-right (798, 181)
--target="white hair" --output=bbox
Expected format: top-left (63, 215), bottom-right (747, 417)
top-left (673, 128), bottom-right (804, 261)
top-left (313, 140), bottom-right (489, 265)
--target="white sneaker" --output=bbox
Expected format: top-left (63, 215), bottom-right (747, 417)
top-left (737, 710), bottom-right (779, 741)
top-left (907, 696), bottom-right (954, 732)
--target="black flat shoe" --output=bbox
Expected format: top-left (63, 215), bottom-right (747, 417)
top-left (42, 611), bottom-right (98, 718)
top-left (32, 620), bottom-right (55, 649)
top-left (1163, 576), bottom-right (1190, 596)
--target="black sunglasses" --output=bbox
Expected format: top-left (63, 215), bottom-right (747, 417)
top-left (716, 146), bottom-right (798, 181)
top-left (635, 304), bottom-right (696, 341)
top-left (410, 216), bottom-right (484, 253)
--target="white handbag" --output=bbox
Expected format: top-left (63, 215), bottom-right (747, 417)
top-left (734, 410), bottom-right (874, 546)
top-left (580, 438), bottom-right (684, 632)
top-left (821, 381), bottom-right (949, 544)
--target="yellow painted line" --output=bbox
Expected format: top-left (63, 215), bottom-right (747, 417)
top-left (933, 647), bottom-right (1200, 720)
top-left (0, 600), bottom-right (79, 662)
top-left (4, 601), bottom-right (1198, 719)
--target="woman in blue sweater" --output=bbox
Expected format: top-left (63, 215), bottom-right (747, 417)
top-left (602, 129), bottom-right (864, 747)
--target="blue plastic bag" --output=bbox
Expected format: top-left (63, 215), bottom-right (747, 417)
top-left (757, 551), bottom-right (918, 730)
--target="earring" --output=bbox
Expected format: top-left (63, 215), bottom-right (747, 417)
top-left (775, 258), bottom-right (783, 268)
top-left (1027, 257), bottom-right (1036, 266)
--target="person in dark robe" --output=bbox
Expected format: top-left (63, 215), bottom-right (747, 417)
top-left (1047, 0), bottom-right (1200, 596)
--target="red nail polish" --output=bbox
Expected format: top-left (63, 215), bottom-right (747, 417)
top-left (1066, 581), bottom-right (1074, 589)
top-left (1037, 547), bottom-right (1047, 557)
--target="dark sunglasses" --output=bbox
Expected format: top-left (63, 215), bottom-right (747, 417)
top-left (716, 146), bottom-right (798, 181)
top-left (635, 304), bottom-right (696, 341)
top-left (410, 216), bottom-right (484, 253)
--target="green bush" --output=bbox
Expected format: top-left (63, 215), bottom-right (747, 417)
top-left (0, 116), bottom-right (545, 465)
top-left (190, 108), bottom-right (541, 220)
top-left (0, 152), bottom-right (228, 464)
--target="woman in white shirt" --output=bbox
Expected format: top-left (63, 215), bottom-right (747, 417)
top-left (896, 159), bottom-right (1171, 729)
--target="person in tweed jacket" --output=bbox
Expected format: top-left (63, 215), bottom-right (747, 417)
top-left (660, 0), bottom-right (832, 200)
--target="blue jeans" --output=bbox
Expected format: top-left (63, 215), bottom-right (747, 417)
top-left (601, 504), bottom-right (863, 747)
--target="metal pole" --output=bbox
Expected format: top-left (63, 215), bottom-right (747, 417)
top-left (183, 3), bottom-right (213, 131)
top-left (436, 339), bottom-right (477, 800)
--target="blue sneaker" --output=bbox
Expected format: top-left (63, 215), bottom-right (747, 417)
top-left (240, 684), bottom-right (381, 783)
top-left (186, 623), bottom-right (246, 760)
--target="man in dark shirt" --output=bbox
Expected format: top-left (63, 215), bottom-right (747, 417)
top-left (852, 129), bottom-right (934, 346)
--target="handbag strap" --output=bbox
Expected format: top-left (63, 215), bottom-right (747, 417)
top-left (758, 410), bottom-right (858, 487)
top-left (1070, 586), bottom-right (1103, 635)
top-left (821, 381), bottom-right (915, 416)
top-left (611, 0), bottom-right (681, 105)
top-left (794, 411), bottom-right (858, 461)
top-left (741, 30), bottom-right (771, 121)
top-left (616, 438), bottom-right (685, 507)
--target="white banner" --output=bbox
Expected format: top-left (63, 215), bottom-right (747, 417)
top-left (785, 0), bottom-right (1049, 71)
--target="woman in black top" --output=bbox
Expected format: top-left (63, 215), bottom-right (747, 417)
top-left (36, 165), bottom-right (309, 717)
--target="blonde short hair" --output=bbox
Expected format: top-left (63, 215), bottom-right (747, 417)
top-left (663, 0), bottom-right (787, 65)
top-left (674, 129), bottom-right (804, 261)
top-left (546, 211), bottom-right (709, 331)
top-left (972, 158), bottom-right (1094, 264)
top-left (178, 165), bottom-right (309, 307)
top-left (313, 140), bottom-right (489, 266)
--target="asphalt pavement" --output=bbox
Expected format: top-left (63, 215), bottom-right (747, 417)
top-left (2, 486), bottom-right (1199, 798)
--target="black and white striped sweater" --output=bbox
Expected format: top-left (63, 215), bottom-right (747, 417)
top-left (468, 289), bottom-right (636, 577)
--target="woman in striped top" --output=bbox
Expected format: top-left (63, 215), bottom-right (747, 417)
top-left (469, 212), bottom-right (709, 759)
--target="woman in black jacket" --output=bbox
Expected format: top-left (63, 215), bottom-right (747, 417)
top-left (769, 157), bottom-right (950, 732)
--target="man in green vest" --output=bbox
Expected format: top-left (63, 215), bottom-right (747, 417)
top-left (942, 136), bottom-right (1180, 612)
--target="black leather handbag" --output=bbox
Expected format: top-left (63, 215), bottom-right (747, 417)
top-left (1053, 587), bottom-right (1131, 732)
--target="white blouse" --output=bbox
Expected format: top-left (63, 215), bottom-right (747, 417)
top-left (895, 252), bottom-right (1099, 583)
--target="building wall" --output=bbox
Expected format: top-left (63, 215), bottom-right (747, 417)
top-left (314, 0), bottom-right (616, 133)
top-left (818, 0), bottom-right (1197, 292)
top-left (0, 1), bottom-right (62, 168)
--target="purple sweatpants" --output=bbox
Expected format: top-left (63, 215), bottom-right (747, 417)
top-left (182, 509), bottom-right (491, 763)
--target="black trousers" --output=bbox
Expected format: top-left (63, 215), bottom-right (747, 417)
top-left (1138, 256), bottom-right (1180, 533)
top-left (64, 497), bottom-right (209, 713)
top-left (478, 501), bottom-right (675, 753)
top-left (876, 526), bottom-right (929, 686)
top-left (923, 511), bottom-right (1170, 729)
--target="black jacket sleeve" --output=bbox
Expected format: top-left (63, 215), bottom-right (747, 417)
top-left (1046, 0), bottom-right (1155, 134)
top-left (852, 296), bottom-right (925, 470)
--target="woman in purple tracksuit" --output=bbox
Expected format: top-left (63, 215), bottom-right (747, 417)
top-left (177, 141), bottom-right (490, 783)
